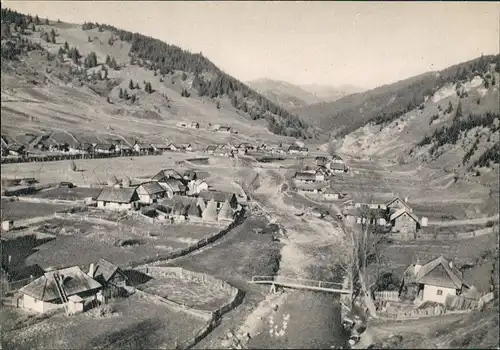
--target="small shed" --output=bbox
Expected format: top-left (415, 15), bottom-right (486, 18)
top-left (91, 259), bottom-right (128, 299)
top-left (136, 181), bottom-right (166, 204)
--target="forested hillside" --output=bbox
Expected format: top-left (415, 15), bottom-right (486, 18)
top-left (296, 55), bottom-right (500, 138)
top-left (1, 8), bottom-right (308, 139)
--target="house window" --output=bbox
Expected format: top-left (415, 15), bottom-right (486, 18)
top-left (436, 289), bottom-right (443, 296)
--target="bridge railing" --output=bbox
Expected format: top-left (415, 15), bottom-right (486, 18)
top-left (251, 275), bottom-right (344, 290)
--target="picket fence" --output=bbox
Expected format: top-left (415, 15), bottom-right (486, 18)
top-left (374, 290), bottom-right (400, 302)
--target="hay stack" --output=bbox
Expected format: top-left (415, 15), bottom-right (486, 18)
top-left (202, 198), bottom-right (218, 221)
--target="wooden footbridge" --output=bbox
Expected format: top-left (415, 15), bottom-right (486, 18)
top-left (250, 276), bottom-right (351, 294)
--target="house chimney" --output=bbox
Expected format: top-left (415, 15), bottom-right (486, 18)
top-left (404, 196), bottom-right (408, 203)
top-left (88, 263), bottom-right (95, 277)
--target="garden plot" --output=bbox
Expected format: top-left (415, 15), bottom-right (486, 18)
top-left (2, 293), bottom-right (206, 350)
top-left (22, 216), bottom-right (219, 269)
top-left (139, 275), bottom-right (234, 311)
top-left (27, 187), bottom-right (101, 201)
top-left (0, 199), bottom-right (73, 221)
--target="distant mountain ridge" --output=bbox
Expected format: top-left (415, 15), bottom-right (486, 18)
top-left (246, 78), bottom-right (364, 110)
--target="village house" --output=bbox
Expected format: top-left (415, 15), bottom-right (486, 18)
top-left (187, 179), bottom-right (209, 195)
top-left (205, 144), bottom-right (218, 155)
top-left (32, 135), bottom-right (58, 152)
top-left (158, 178), bottom-right (187, 198)
top-left (95, 187), bottom-right (140, 211)
top-left (176, 122), bottom-right (188, 128)
top-left (183, 144), bottom-right (193, 152)
top-left (217, 126), bottom-right (231, 133)
top-left (94, 144), bottom-right (115, 155)
top-left (189, 121), bottom-right (200, 129)
top-left (90, 259), bottom-right (129, 299)
top-left (150, 143), bottom-right (170, 153)
top-left (116, 144), bottom-right (133, 156)
top-left (386, 196), bottom-right (413, 213)
top-left (293, 172), bottom-right (317, 184)
top-left (296, 182), bottom-right (327, 194)
top-left (133, 143), bottom-right (153, 154)
top-left (18, 266), bottom-right (103, 314)
top-left (321, 186), bottom-right (345, 200)
top-left (214, 145), bottom-right (234, 157)
top-left (390, 207), bottom-right (420, 236)
top-left (399, 256), bottom-right (470, 304)
top-left (136, 181), bottom-right (166, 204)
top-left (198, 190), bottom-right (238, 210)
top-left (328, 162), bottom-right (346, 173)
top-left (288, 145), bottom-right (302, 155)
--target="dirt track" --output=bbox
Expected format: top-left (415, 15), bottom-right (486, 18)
top-left (428, 214), bottom-right (499, 227)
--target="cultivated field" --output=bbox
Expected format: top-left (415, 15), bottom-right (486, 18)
top-left (0, 198), bottom-right (73, 221)
top-left (1, 293), bottom-right (206, 349)
top-left (139, 275), bottom-right (234, 311)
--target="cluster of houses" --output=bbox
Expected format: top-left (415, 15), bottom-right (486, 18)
top-left (0, 133), bottom-right (193, 158)
top-left (342, 196), bottom-right (428, 237)
top-left (93, 168), bottom-right (240, 223)
top-left (204, 141), bottom-right (314, 158)
top-left (2, 258), bottom-right (129, 314)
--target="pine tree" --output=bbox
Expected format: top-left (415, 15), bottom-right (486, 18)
top-left (107, 96), bottom-right (112, 104)
top-left (31, 23), bottom-right (35, 32)
top-left (131, 94), bottom-right (136, 103)
top-left (492, 76), bottom-right (496, 86)
top-left (129, 79), bottom-right (134, 89)
top-left (35, 15), bottom-right (40, 25)
top-left (119, 88), bottom-right (123, 99)
top-left (135, 82), bottom-right (140, 89)
top-left (44, 18), bottom-right (49, 25)
top-left (105, 55), bottom-right (111, 65)
top-left (64, 41), bottom-right (69, 51)
top-left (58, 47), bottom-right (65, 55)
top-left (124, 89), bottom-right (129, 100)
top-left (455, 101), bottom-right (462, 119)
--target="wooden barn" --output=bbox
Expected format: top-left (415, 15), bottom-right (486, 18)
top-left (90, 259), bottom-right (128, 299)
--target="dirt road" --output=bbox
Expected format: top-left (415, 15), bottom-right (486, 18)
top-left (240, 168), bottom-right (347, 348)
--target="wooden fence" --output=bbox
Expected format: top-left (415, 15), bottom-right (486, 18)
top-left (374, 291), bottom-right (400, 302)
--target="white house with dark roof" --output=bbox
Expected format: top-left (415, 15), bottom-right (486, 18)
top-left (158, 178), bottom-right (187, 198)
top-left (399, 256), bottom-right (470, 304)
top-left (293, 172), bottom-right (317, 184)
top-left (152, 169), bottom-right (184, 182)
top-left (136, 181), bottom-right (166, 204)
top-left (19, 266), bottom-right (103, 314)
top-left (390, 207), bottom-right (420, 235)
top-left (95, 187), bottom-right (140, 211)
top-left (321, 186), bottom-right (345, 200)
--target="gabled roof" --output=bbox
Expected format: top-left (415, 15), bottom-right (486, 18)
top-left (137, 181), bottom-right (165, 195)
top-left (93, 258), bottom-right (126, 284)
top-left (293, 172), bottom-right (316, 181)
top-left (198, 190), bottom-right (236, 203)
top-left (152, 169), bottom-right (184, 181)
top-left (7, 144), bottom-right (25, 152)
top-left (206, 144), bottom-right (218, 151)
top-left (332, 154), bottom-right (343, 161)
top-left (160, 195), bottom-right (193, 208)
top-left (288, 145), bottom-right (301, 151)
top-left (415, 256), bottom-right (469, 289)
top-left (315, 156), bottom-right (328, 161)
top-left (152, 143), bottom-right (170, 149)
top-left (390, 207), bottom-right (419, 223)
top-left (218, 126), bottom-right (231, 131)
top-left (386, 197), bottom-right (412, 210)
top-left (96, 187), bottom-right (139, 203)
top-left (19, 266), bottom-right (102, 302)
top-left (161, 178), bottom-right (187, 192)
top-left (322, 187), bottom-right (343, 195)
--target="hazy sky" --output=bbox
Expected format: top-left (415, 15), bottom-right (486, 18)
top-left (3, 1), bottom-right (499, 89)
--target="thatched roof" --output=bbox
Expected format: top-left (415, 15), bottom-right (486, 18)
top-left (96, 187), bottom-right (139, 203)
top-left (416, 256), bottom-right (469, 289)
top-left (19, 266), bottom-right (102, 302)
top-left (161, 178), bottom-right (187, 193)
top-left (293, 172), bottom-right (316, 181)
top-left (218, 200), bottom-right (233, 220)
top-left (93, 258), bottom-right (126, 284)
top-left (137, 181), bottom-right (165, 195)
top-left (202, 199), bottom-right (218, 221)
